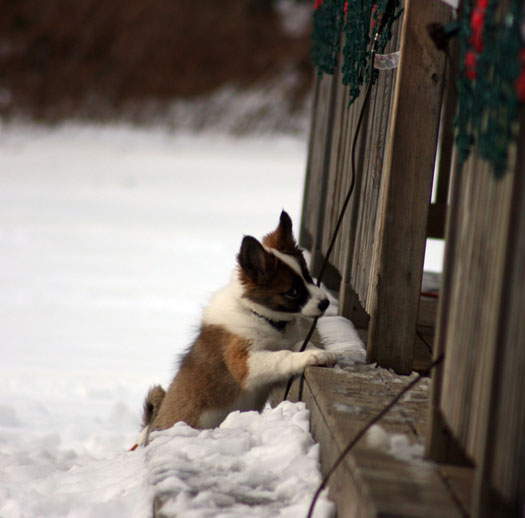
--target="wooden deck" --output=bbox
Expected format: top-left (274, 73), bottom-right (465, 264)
top-left (274, 362), bottom-right (473, 518)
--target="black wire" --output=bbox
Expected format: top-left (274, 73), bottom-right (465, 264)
top-left (283, 57), bottom-right (376, 403)
top-left (305, 354), bottom-right (445, 518)
top-left (416, 326), bottom-right (433, 355)
top-left (316, 75), bottom-right (374, 287)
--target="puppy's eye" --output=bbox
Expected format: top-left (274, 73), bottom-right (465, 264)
top-left (285, 288), bottom-right (299, 298)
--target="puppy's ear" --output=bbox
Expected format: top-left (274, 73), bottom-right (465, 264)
top-left (279, 210), bottom-right (293, 231)
top-left (238, 236), bottom-right (276, 284)
top-left (262, 210), bottom-right (297, 251)
top-left (278, 210), bottom-right (294, 241)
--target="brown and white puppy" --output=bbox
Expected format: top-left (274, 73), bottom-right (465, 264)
top-left (138, 211), bottom-right (335, 444)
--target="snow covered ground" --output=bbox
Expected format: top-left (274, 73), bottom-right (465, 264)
top-left (0, 123), bottom-right (443, 517)
top-left (0, 124), bottom-right (329, 517)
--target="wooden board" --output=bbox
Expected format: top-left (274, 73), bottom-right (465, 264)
top-left (367, 0), bottom-right (450, 374)
top-left (279, 365), bottom-right (470, 518)
top-left (428, 79), bottom-right (525, 518)
top-left (300, 70), bottom-right (339, 267)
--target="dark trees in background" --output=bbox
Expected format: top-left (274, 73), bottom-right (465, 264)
top-left (0, 0), bottom-right (312, 120)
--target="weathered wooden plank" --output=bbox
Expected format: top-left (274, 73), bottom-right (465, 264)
top-left (339, 17), bottom-right (402, 319)
top-left (299, 75), bottom-right (322, 251)
top-left (426, 142), bottom-right (464, 465)
top-left (361, 16), bottom-right (404, 314)
top-left (427, 135), bottom-right (524, 515)
top-left (349, 75), bottom-right (382, 309)
top-left (367, 0), bottom-right (450, 374)
top-left (472, 109), bottom-right (525, 518)
top-left (427, 42), bottom-right (524, 513)
top-left (293, 365), bottom-right (467, 518)
top-left (440, 156), bottom-right (515, 463)
top-left (300, 70), bottom-right (339, 274)
top-left (316, 39), bottom-right (352, 289)
top-left (334, 80), bottom-right (354, 274)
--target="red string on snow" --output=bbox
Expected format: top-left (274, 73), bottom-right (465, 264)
top-left (129, 443), bottom-right (138, 451)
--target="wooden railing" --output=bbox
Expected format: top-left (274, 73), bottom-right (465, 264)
top-left (301, 0), bottom-right (524, 515)
top-left (300, 0), bottom-right (451, 373)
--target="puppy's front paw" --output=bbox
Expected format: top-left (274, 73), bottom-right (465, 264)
top-left (304, 349), bottom-right (337, 368)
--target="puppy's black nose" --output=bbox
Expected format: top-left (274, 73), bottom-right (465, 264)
top-left (318, 298), bottom-right (329, 312)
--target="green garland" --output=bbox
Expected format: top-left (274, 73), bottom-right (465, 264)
top-left (341, 1), bottom-right (375, 102)
top-left (455, 0), bottom-right (524, 176)
top-left (342, 0), bottom-right (402, 104)
top-left (311, 0), bottom-right (402, 105)
top-left (374, 0), bottom-right (403, 53)
top-left (311, 0), bottom-right (347, 76)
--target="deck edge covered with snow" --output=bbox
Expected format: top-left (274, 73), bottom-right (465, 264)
top-left (276, 360), bottom-right (473, 518)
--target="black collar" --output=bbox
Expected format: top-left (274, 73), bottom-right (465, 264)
top-left (250, 310), bottom-right (289, 332)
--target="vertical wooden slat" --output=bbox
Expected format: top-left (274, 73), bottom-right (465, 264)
top-left (428, 62), bottom-right (524, 518)
top-left (428, 116), bottom-right (525, 516)
top-left (339, 14), bottom-right (403, 319)
top-left (318, 44), bottom-right (351, 290)
top-left (426, 144), bottom-right (470, 465)
top-left (367, 0), bottom-right (450, 373)
top-left (439, 155), bottom-right (514, 463)
top-left (300, 70), bottom-right (339, 272)
top-left (361, 44), bottom-right (401, 312)
top-left (472, 109), bottom-right (525, 518)
top-left (300, 76), bottom-right (322, 251)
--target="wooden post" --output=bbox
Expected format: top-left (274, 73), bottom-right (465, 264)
top-left (367, 0), bottom-right (450, 373)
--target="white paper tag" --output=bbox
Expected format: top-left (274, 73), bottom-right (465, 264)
top-left (374, 51), bottom-right (400, 70)
top-left (440, 0), bottom-right (459, 8)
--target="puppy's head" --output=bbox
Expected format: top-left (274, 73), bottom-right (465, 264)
top-left (237, 211), bottom-right (329, 318)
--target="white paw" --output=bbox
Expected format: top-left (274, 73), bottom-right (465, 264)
top-left (303, 349), bottom-right (337, 368)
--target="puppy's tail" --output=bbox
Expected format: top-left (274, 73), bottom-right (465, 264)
top-left (134, 385), bottom-right (166, 448)
top-left (142, 385), bottom-right (166, 429)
